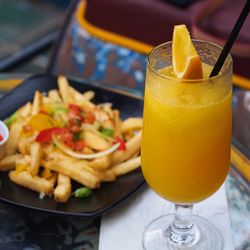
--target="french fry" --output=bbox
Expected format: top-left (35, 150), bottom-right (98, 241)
top-left (83, 147), bottom-right (94, 154)
top-left (6, 122), bottom-right (23, 155)
top-left (88, 155), bottom-right (111, 170)
top-left (54, 173), bottom-right (71, 202)
top-left (17, 133), bottom-right (38, 155)
top-left (84, 130), bottom-right (110, 151)
top-left (0, 154), bottom-right (21, 171)
top-left (31, 91), bottom-right (42, 115)
top-left (121, 118), bottom-right (143, 133)
top-left (75, 161), bottom-right (115, 182)
top-left (112, 130), bottom-right (142, 165)
top-left (131, 150), bottom-right (140, 159)
top-left (48, 90), bottom-right (62, 103)
top-left (113, 110), bottom-right (122, 137)
top-left (82, 90), bottom-right (95, 101)
top-left (70, 88), bottom-right (95, 103)
top-left (45, 148), bottom-right (68, 161)
top-left (16, 155), bottom-right (31, 167)
top-left (77, 100), bottom-right (95, 110)
top-left (49, 172), bottom-right (57, 186)
top-left (9, 170), bottom-right (54, 195)
top-left (94, 109), bottom-right (114, 130)
top-left (69, 87), bottom-right (85, 102)
top-left (99, 103), bottom-right (113, 118)
top-left (42, 144), bottom-right (54, 156)
top-left (42, 96), bottom-right (51, 104)
top-left (45, 159), bottom-right (100, 189)
top-left (102, 119), bottom-right (114, 131)
top-left (19, 102), bottom-right (32, 118)
top-left (30, 142), bottom-right (42, 176)
top-left (58, 76), bottom-right (74, 104)
top-left (112, 156), bottom-right (141, 176)
top-left (96, 169), bottom-right (116, 182)
top-left (94, 109), bottom-right (110, 123)
top-left (18, 139), bottom-right (30, 155)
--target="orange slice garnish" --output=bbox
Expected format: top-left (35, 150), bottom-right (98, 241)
top-left (172, 24), bottom-right (203, 80)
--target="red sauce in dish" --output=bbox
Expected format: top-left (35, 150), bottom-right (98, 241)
top-left (0, 134), bottom-right (3, 142)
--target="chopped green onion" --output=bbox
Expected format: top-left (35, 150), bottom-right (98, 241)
top-left (53, 107), bottom-right (68, 114)
top-left (74, 187), bottom-right (93, 198)
top-left (73, 131), bottom-right (84, 141)
top-left (4, 112), bottom-right (17, 127)
top-left (100, 127), bottom-right (114, 137)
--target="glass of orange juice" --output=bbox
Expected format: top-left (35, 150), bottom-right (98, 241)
top-left (141, 39), bottom-right (232, 249)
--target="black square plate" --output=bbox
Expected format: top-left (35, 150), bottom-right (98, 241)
top-left (0, 74), bottom-right (145, 217)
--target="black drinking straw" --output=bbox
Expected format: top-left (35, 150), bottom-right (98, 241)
top-left (210, 0), bottom-right (250, 77)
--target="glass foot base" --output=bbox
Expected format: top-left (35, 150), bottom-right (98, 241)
top-left (142, 214), bottom-right (223, 250)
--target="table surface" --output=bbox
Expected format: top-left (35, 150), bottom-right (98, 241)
top-left (0, 75), bottom-right (249, 250)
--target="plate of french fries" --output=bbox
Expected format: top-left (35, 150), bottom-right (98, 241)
top-left (0, 74), bottom-right (145, 216)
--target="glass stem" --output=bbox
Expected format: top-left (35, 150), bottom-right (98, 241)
top-left (165, 204), bottom-right (200, 247)
top-left (173, 204), bottom-right (193, 230)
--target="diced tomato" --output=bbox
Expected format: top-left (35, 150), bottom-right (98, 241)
top-left (35, 127), bottom-right (69, 143)
top-left (84, 112), bottom-right (96, 124)
top-left (69, 104), bottom-right (82, 115)
top-left (115, 136), bottom-right (126, 151)
top-left (0, 134), bottom-right (3, 142)
top-left (59, 131), bottom-right (74, 148)
top-left (68, 115), bottom-right (82, 134)
top-left (74, 141), bottom-right (85, 151)
top-left (69, 125), bottom-right (81, 133)
top-left (68, 117), bottom-right (82, 126)
top-left (68, 118), bottom-right (75, 127)
top-left (68, 110), bottom-right (84, 127)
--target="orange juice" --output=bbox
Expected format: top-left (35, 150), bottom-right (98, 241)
top-left (141, 64), bottom-right (232, 204)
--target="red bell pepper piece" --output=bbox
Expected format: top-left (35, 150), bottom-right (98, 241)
top-left (68, 116), bottom-right (82, 126)
top-left (115, 136), bottom-right (126, 151)
top-left (35, 127), bottom-right (69, 143)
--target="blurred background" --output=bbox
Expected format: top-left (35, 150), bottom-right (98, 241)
top-left (1, 0), bottom-right (249, 78)
top-left (0, 0), bottom-right (69, 73)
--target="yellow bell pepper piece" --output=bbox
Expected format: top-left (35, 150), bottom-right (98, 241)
top-left (28, 113), bottom-right (54, 131)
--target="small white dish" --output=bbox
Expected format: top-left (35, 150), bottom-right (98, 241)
top-left (0, 121), bottom-right (9, 158)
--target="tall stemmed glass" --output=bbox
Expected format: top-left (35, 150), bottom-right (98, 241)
top-left (141, 40), bottom-right (232, 249)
